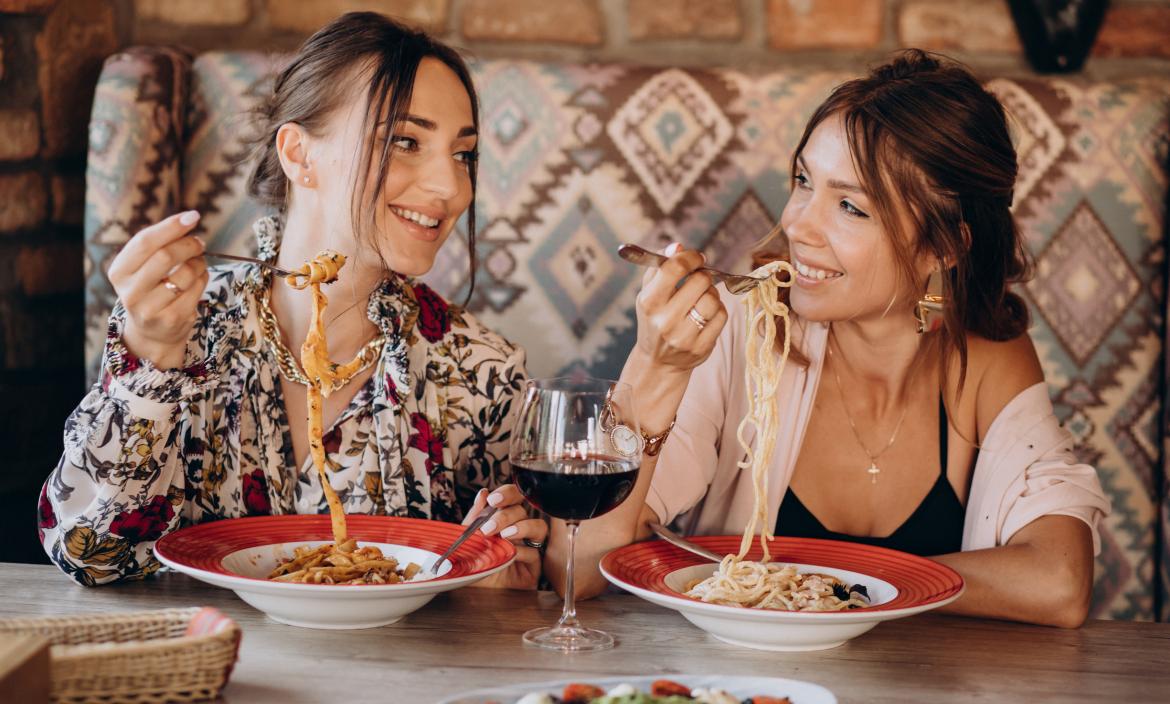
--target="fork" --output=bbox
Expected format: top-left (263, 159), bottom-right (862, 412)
top-left (617, 243), bottom-right (773, 295)
top-left (204, 250), bottom-right (297, 278)
top-left (428, 504), bottom-right (500, 573)
top-left (649, 522), bottom-right (725, 563)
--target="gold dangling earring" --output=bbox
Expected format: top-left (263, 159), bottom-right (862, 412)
top-left (914, 269), bottom-right (945, 334)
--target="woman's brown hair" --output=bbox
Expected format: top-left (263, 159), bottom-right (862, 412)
top-left (760, 49), bottom-right (1032, 388)
top-left (247, 11), bottom-right (481, 301)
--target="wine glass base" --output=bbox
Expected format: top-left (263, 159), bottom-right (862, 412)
top-left (522, 625), bottom-right (614, 652)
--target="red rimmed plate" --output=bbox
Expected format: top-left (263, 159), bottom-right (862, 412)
top-left (600, 536), bottom-right (962, 651)
top-left (155, 515), bottom-right (515, 629)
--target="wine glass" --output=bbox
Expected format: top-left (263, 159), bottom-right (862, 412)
top-left (510, 377), bottom-right (642, 652)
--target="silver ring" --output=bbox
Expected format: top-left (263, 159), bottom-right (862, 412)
top-left (687, 306), bottom-right (708, 330)
top-left (522, 538), bottom-right (545, 550)
top-left (162, 277), bottom-right (182, 295)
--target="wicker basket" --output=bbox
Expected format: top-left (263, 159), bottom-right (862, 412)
top-left (0, 608), bottom-right (240, 704)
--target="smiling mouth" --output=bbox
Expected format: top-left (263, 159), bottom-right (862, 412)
top-left (390, 206), bottom-right (441, 229)
top-left (793, 258), bottom-right (843, 281)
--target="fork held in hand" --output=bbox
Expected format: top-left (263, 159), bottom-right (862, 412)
top-left (430, 504), bottom-right (500, 573)
top-left (617, 243), bottom-right (771, 295)
top-left (203, 250), bottom-right (297, 278)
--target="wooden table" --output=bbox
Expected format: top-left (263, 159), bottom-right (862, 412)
top-left (2, 563), bottom-right (1167, 703)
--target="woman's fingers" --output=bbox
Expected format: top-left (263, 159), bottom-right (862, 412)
top-left (639, 244), bottom-right (706, 310)
top-left (480, 504), bottom-right (530, 537)
top-left (157, 266), bottom-right (209, 325)
top-left (110, 211), bottom-right (201, 284)
top-left (461, 489), bottom-right (490, 525)
top-left (511, 542), bottom-right (542, 579)
top-left (119, 237), bottom-right (206, 311)
top-left (660, 267), bottom-right (717, 320)
top-left (485, 483), bottom-right (524, 509)
top-left (498, 517), bottom-right (549, 544)
top-left (135, 256), bottom-right (208, 318)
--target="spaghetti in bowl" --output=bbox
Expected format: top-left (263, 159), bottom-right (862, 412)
top-left (601, 535), bottom-right (961, 651)
top-left (154, 514), bottom-right (515, 629)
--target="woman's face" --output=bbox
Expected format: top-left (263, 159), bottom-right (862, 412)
top-left (779, 114), bottom-right (921, 325)
top-left (311, 57), bottom-right (477, 277)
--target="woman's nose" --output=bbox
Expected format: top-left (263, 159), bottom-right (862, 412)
top-left (783, 199), bottom-right (826, 248)
top-left (417, 153), bottom-right (460, 200)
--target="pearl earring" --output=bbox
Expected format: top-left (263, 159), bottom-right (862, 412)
top-left (303, 175), bottom-right (310, 184)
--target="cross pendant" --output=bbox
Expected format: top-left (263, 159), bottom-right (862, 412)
top-left (867, 462), bottom-right (880, 484)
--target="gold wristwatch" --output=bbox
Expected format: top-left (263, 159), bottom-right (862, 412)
top-left (601, 387), bottom-right (676, 457)
top-left (641, 418), bottom-right (675, 457)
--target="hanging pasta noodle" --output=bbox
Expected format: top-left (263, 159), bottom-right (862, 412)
top-left (284, 250), bottom-right (355, 545)
top-left (682, 259), bottom-right (869, 612)
top-left (265, 250), bottom-right (423, 585)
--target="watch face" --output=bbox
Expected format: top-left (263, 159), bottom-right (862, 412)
top-left (610, 424), bottom-right (642, 458)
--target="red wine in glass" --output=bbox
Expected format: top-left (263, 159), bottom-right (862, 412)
top-left (513, 454), bottom-right (638, 522)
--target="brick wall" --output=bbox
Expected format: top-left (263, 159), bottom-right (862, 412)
top-left (0, 0), bottom-right (1167, 565)
top-left (0, 0), bottom-right (117, 563)
top-left (126, 0), bottom-right (1170, 75)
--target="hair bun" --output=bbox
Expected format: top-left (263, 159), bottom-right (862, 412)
top-left (870, 48), bottom-right (942, 82)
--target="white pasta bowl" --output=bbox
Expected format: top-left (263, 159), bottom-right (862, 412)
top-left (600, 535), bottom-right (963, 651)
top-left (155, 515), bottom-right (515, 629)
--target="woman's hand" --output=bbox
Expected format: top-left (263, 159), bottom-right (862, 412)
top-left (633, 243), bottom-right (728, 374)
top-left (464, 484), bottom-right (547, 590)
top-left (107, 211), bottom-right (208, 370)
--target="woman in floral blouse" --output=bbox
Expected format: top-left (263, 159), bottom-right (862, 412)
top-left (39, 12), bottom-right (543, 587)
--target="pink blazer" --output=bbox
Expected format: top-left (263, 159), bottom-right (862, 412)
top-left (646, 290), bottom-right (1111, 554)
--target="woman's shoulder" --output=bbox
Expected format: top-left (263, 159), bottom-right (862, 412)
top-left (957, 331), bottom-right (1045, 441)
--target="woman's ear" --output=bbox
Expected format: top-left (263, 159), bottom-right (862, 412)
top-left (275, 123), bottom-right (314, 188)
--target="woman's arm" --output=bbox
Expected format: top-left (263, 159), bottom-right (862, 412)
top-left (546, 245), bottom-right (726, 599)
top-left (41, 283), bottom-right (221, 585)
top-left (935, 333), bottom-right (1096, 627)
top-left (42, 348), bottom-right (197, 585)
top-left (932, 515), bottom-right (1093, 627)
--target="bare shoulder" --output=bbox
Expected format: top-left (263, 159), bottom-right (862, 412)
top-left (961, 332), bottom-right (1045, 442)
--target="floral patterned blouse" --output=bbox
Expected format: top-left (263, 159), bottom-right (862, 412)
top-left (39, 217), bottom-right (528, 586)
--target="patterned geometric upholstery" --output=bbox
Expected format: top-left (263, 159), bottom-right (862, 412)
top-left (84, 49), bottom-right (1170, 621)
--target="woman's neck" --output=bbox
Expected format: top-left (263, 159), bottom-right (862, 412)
top-left (270, 208), bottom-right (384, 356)
top-left (828, 312), bottom-right (933, 413)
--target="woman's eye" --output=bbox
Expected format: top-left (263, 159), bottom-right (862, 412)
top-left (390, 135), bottom-right (418, 152)
top-left (794, 172), bottom-right (811, 189)
top-left (841, 200), bottom-right (869, 218)
top-left (454, 150), bottom-right (479, 165)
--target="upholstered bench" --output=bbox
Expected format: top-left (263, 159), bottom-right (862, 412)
top-left (83, 48), bottom-right (1170, 620)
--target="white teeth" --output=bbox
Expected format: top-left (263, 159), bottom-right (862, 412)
top-left (391, 207), bottom-right (440, 228)
top-left (794, 259), bottom-right (842, 280)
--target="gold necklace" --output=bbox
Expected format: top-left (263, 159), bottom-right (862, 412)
top-left (256, 280), bottom-right (385, 393)
top-left (826, 332), bottom-right (909, 485)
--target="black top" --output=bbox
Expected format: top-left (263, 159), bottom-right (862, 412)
top-left (774, 397), bottom-right (964, 557)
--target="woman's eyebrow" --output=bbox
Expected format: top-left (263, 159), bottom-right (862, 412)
top-left (798, 155), bottom-right (864, 194)
top-left (398, 114), bottom-right (477, 138)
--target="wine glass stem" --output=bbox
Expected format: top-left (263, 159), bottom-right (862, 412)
top-left (556, 520), bottom-right (581, 630)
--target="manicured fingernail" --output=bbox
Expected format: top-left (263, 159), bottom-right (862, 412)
top-left (700, 251), bottom-right (707, 264)
top-left (179, 211), bottom-right (200, 226)
top-left (480, 520), bottom-right (497, 534)
top-left (665, 242), bottom-right (682, 256)
top-left (486, 491), bottom-right (503, 507)
top-left (500, 526), bottom-right (518, 538)
top-left (195, 237), bottom-right (206, 251)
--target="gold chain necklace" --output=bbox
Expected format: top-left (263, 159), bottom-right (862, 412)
top-left (256, 280), bottom-right (385, 393)
top-left (826, 331), bottom-right (909, 485)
